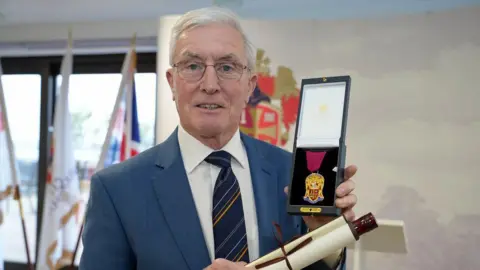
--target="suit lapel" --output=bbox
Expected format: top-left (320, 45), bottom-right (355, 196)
top-left (241, 134), bottom-right (280, 257)
top-left (152, 129), bottom-right (210, 270)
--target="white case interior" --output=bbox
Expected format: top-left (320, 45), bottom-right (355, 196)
top-left (296, 81), bottom-right (347, 148)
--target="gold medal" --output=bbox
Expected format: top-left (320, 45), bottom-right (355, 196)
top-left (303, 151), bottom-right (327, 204)
top-left (303, 172), bottom-right (325, 203)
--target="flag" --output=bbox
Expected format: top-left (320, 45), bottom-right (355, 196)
top-left (102, 91), bottom-right (126, 166)
top-left (97, 48), bottom-right (139, 170)
top-left (0, 63), bottom-right (14, 269)
top-left (0, 70), bottom-right (12, 203)
top-left (0, 61), bottom-right (34, 268)
top-left (103, 81), bottom-right (140, 166)
top-left (36, 38), bottom-right (81, 270)
top-left (0, 73), bottom-right (7, 270)
top-left (0, 61), bottom-right (20, 208)
top-left (120, 81), bottom-right (140, 161)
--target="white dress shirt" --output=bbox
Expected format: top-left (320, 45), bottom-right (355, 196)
top-left (177, 125), bottom-right (260, 263)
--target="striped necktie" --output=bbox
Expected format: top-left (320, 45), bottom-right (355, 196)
top-left (205, 150), bottom-right (249, 263)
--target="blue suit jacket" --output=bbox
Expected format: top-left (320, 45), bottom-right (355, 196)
top-left (79, 129), bottom-right (345, 270)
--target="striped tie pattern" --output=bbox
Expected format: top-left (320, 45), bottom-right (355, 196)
top-left (205, 151), bottom-right (249, 263)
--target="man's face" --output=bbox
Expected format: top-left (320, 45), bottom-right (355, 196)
top-left (166, 23), bottom-right (257, 139)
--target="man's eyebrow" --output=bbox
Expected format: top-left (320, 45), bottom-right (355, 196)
top-left (179, 51), bottom-right (204, 60)
top-left (215, 53), bottom-right (241, 62)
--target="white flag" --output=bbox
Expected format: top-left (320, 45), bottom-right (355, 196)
top-left (36, 38), bottom-right (81, 270)
top-left (0, 62), bottom-right (22, 208)
top-left (0, 60), bottom-right (22, 270)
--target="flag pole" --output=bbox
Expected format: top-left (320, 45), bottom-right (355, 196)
top-left (69, 33), bottom-right (137, 268)
top-left (0, 62), bottom-right (33, 269)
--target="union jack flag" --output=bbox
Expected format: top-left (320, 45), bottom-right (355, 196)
top-left (121, 80), bottom-right (140, 160)
top-left (98, 48), bottom-right (140, 170)
top-left (104, 80), bottom-right (140, 167)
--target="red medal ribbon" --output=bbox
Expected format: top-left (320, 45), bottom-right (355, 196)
top-left (306, 151), bottom-right (326, 172)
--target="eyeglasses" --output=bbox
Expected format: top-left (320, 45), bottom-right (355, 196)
top-left (173, 60), bottom-right (249, 82)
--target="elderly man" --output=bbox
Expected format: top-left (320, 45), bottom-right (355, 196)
top-left (80, 6), bottom-right (358, 270)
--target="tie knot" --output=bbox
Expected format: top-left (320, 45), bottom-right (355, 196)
top-left (205, 150), bottom-right (232, 169)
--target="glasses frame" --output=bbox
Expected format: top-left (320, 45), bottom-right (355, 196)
top-left (172, 61), bottom-right (250, 82)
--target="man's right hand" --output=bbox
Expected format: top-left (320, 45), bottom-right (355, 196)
top-left (204, 259), bottom-right (248, 270)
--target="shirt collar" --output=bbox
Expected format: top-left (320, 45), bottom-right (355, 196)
top-left (177, 124), bottom-right (248, 174)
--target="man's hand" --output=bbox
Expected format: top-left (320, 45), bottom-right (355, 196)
top-left (204, 259), bottom-right (248, 270)
top-left (284, 164), bottom-right (358, 231)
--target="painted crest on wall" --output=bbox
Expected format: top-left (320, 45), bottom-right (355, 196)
top-left (240, 49), bottom-right (300, 147)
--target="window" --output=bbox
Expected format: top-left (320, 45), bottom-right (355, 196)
top-left (0, 52), bottom-right (157, 270)
top-left (56, 72), bottom-right (156, 164)
top-left (0, 74), bottom-right (41, 264)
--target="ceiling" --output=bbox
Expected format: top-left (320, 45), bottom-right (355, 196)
top-left (0, 0), bottom-right (479, 25)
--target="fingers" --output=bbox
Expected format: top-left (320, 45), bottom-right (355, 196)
top-left (335, 194), bottom-right (357, 209)
top-left (207, 259), bottom-right (248, 269)
top-left (302, 215), bottom-right (334, 231)
top-left (336, 179), bottom-right (355, 197)
top-left (284, 186), bottom-right (288, 194)
top-left (344, 165), bottom-right (358, 180)
top-left (342, 208), bottom-right (355, 222)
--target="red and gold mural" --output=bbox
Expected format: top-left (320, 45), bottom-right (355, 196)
top-left (240, 49), bottom-right (300, 147)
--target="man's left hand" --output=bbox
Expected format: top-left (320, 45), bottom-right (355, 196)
top-left (284, 164), bottom-right (358, 231)
top-left (203, 259), bottom-right (248, 270)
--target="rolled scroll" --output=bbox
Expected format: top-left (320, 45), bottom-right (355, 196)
top-left (247, 215), bottom-right (348, 267)
top-left (246, 213), bottom-right (378, 270)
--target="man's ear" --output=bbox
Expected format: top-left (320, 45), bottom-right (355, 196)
top-left (247, 73), bottom-right (258, 103)
top-left (166, 68), bottom-right (176, 101)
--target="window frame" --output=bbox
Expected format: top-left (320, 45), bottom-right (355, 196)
top-left (0, 52), bottom-right (157, 270)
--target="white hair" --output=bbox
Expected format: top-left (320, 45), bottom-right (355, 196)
top-left (169, 6), bottom-right (255, 70)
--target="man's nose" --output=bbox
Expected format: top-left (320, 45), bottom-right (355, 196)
top-left (200, 65), bottom-right (220, 94)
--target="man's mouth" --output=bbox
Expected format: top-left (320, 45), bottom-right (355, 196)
top-left (196, 104), bottom-right (223, 110)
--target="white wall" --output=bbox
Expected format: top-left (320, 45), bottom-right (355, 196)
top-left (157, 6), bottom-right (480, 269)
